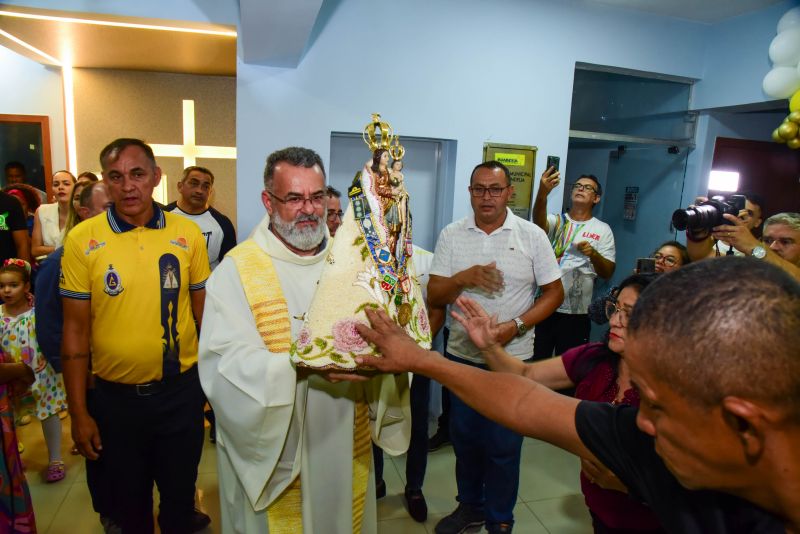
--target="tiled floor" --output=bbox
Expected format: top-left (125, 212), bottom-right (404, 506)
top-left (18, 417), bottom-right (592, 533)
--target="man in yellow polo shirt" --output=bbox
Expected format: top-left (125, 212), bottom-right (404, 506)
top-left (61, 138), bottom-right (212, 534)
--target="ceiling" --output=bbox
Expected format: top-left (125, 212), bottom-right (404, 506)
top-left (0, 0), bottom-right (789, 76)
top-left (0, 3), bottom-right (236, 75)
top-left (580, 0), bottom-right (787, 23)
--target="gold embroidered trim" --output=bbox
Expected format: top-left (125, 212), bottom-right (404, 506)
top-left (229, 241), bottom-right (293, 354)
top-left (229, 239), bottom-right (372, 533)
top-left (228, 240), bottom-right (301, 533)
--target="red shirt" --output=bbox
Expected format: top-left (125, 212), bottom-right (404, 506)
top-left (562, 342), bottom-right (663, 532)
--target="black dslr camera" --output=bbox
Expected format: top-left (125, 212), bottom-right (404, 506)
top-left (672, 194), bottom-right (746, 232)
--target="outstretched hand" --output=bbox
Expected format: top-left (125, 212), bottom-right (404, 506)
top-left (355, 308), bottom-right (430, 373)
top-left (452, 296), bottom-right (503, 351)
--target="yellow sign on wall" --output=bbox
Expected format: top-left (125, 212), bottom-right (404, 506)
top-left (494, 153), bottom-right (526, 167)
top-left (483, 143), bottom-right (538, 220)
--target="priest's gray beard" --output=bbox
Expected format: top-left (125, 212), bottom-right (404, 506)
top-left (271, 211), bottom-right (326, 252)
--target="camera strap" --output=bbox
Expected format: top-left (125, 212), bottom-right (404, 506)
top-left (713, 239), bottom-right (735, 257)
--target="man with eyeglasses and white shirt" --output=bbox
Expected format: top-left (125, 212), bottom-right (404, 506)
top-left (532, 169), bottom-right (616, 360)
top-left (427, 161), bottom-right (563, 534)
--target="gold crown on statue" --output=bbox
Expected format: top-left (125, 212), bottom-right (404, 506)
top-left (363, 113), bottom-right (405, 160)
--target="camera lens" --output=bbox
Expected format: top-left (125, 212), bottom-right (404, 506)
top-left (672, 204), bottom-right (720, 231)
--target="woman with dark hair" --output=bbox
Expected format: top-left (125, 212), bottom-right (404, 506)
top-left (652, 240), bottom-right (689, 273)
top-left (77, 171), bottom-right (99, 183)
top-left (453, 273), bottom-right (665, 534)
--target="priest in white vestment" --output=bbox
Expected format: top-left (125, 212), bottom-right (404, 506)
top-left (198, 147), bottom-right (410, 533)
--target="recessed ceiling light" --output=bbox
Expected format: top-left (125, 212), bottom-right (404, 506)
top-left (0, 28), bottom-right (61, 64)
top-left (0, 10), bottom-right (237, 37)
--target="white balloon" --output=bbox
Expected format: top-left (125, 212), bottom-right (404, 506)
top-left (763, 66), bottom-right (800, 98)
top-left (770, 28), bottom-right (800, 66)
top-left (778, 7), bottom-right (800, 33)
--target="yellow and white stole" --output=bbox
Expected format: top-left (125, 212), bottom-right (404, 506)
top-left (228, 239), bottom-right (372, 534)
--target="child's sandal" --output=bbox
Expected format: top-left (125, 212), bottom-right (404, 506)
top-left (46, 461), bottom-right (66, 483)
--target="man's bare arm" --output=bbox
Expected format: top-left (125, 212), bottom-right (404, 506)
top-left (686, 233), bottom-right (716, 261)
top-left (713, 214), bottom-right (800, 281)
top-left (426, 302), bottom-right (446, 339)
top-left (452, 295), bottom-right (574, 390)
top-left (355, 308), bottom-right (595, 461)
top-left (588, 249), bottom-right (616, 279)
top-left (62, 297), bottom-right (102, 459)
top-left (533, 167), bottom-right (559, 233)
top-left (191, 288), bottom-right (206, 330)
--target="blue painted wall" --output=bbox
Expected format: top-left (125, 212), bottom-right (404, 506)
top-left (235, 0), bottom-right (716, 236)
top-left (2, 0), bottom-right (796, 237)
top-left (693, 0), bottom-right (800, 111)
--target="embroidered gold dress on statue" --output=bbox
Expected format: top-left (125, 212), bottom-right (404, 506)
top-left (290, 116), bottom-right (431, 371)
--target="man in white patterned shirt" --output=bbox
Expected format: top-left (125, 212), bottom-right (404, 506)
top-left (532, 168), bottom-right (615, 360)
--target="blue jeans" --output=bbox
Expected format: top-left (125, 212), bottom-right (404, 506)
top-left (448, 352), bottom-right (523, 525)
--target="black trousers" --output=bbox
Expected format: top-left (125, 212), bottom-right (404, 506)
top-left (89, 367), bottom-right (205, 534)
top-left (373, 373), bottom-right (430, 490)
top-left (85, 388), bottom-right (111, 516)
top-left (532, 312), bottom-right (591, 360)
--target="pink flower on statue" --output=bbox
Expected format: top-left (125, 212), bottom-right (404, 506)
top-left (332, 318), bottom-right (369, 353)
top-left (296, 327), bottom-right (312, 350)
top-left (417, 306), bottom-right (430, 334)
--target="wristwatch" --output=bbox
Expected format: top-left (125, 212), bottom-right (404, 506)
top-left (512, 317), bottom-right (527, 336)
top-left (751, 245), bottom-right (767, 259)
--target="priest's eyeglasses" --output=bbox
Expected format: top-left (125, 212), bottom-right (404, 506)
top-left (269, 191), bottom-right (327, 208)
top-left (470, 185), bottom-right (509, 197)
top-left (605, 300), bottom-right (632, 326)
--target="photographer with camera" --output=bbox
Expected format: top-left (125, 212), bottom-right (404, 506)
top-left (681, 194), bottom-right (763, 261)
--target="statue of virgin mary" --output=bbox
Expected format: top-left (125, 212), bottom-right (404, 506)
top-left (290, 114), bottom-right (431, 370)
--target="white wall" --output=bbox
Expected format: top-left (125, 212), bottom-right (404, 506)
top-left (693, 0), bottom-right (798, 111)
top-left (235, 0), bottom-right (713, 236)
top-left (0, 46), bottom-right (67, 172)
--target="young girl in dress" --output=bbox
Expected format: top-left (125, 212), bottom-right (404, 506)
top-left (0, 350), bottom-right (37, 532)
top-left (0, 259), bottom-right (68, 483)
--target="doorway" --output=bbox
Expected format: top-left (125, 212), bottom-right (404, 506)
top-left (328, 132), bottom-right (456, 252)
